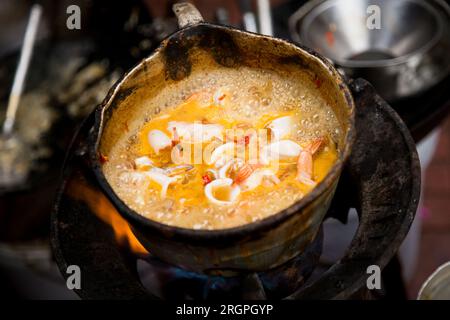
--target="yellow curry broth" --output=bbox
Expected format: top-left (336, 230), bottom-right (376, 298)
top-left (134, 98), bottom-right (337, 207)
top-left (102, 66), bottom-right (341, 229)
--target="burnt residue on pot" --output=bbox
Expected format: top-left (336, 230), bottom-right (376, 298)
top-left (162, 26), bottom-right (244, 81)
top-left (163, 37), bottom-right (191, 81)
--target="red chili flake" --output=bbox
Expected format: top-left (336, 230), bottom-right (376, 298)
top-left (236, 134), bottom-right (251, 145)
top-left (217, 93), bottom-right (226, 101)
top-left (171, 127), bottom-right (180, 147)
top-left (244, 135), bottom-right (250, 145)
top-left (202, 174), bottom-right (212, 185)
top-left (314, 76), bottom-right (323, 88)
top-left (99, 153), bottom-right (109, 164)
top-left (325, 31), bottom-right (335, 47)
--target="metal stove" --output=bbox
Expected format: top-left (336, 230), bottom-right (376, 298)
top-left (51, 79), bottom-right (420, 300)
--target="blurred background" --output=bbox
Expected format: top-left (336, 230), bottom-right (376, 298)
top-left (0, 0), bottom-right (449, 299)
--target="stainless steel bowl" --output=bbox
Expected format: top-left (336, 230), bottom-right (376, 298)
top-left (289, 0), bottom-right (450, 102)
top-left (418, 261), bottom-right (450, 300)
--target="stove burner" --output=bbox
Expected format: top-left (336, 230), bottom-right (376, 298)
top-left (137, 228), bottom-right (322, 300)
top-left (51, 79), bottom-right (420, 300)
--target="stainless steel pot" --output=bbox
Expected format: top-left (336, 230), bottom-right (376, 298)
top-left (289, 0), bottom-right (450, 102)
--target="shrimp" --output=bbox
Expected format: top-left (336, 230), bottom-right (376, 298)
top-left (212, 87), bottom-right (229, 106)
top-left (185, 87), bottom-right (229, 107)
top-left (296, 137), bottom-right (325, 186)
top-left (171, 127), bottom-right (180, 146)
top-left (233, 163), bottom-right (262, 185)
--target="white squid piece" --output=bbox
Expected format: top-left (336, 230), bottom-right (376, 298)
top-left (265, 116), bottom-right (294, 140)
top-left (206, 142), bottom-right (236, 166)
top-left (134, 156), bottom-right (153, 170)
top-left (260, 140), bottom-right (302, 164)
top-left (167, 121), bottom-right (223, 144)
top-left (218, 158), bottom-right (244, 179)
top-left (148, 130), bottom-right (172, 154)
top-left (204, 178), bottom-right (241, 205)
top-left (240, 169), bottom-right (280, 191)
top-left (145, 168), bottom-right (178, 199)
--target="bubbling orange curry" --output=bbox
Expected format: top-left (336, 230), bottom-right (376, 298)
top-left (103, 67), bottom-right (340, 229)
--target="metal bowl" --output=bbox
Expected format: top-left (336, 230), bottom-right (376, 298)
top-left (289, 0), bottom-right (450, 102)
top-left (418, 261), bottom-right (450, 300)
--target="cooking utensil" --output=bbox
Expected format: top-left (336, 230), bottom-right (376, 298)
top-left (88, 2), bottom-right (354, 274)
top-left (257, 0), bottom-right (273, 36)
top-left (2, 4), bottom-right (42, 134)
top-left (289, 0), bottom-right (450, 102)
top-left (239, 0), bottom-right (258, 33)
top-left (0, 4), bottom-right (42, 188)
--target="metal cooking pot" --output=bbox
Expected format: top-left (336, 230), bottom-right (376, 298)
top-left (88, 3), bottom-right (355, 275)
top-left (289, 0), bottom-right (450, 102)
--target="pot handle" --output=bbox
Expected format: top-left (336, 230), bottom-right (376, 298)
top-left (173, 2), bottom-right (204, 29)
